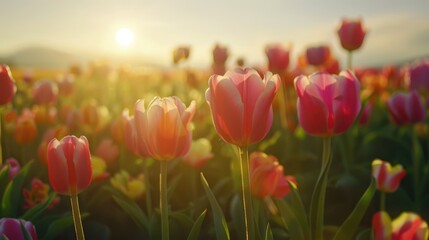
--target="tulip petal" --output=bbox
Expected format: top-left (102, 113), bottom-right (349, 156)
top-left (47, 139), bottom-right (70, 195)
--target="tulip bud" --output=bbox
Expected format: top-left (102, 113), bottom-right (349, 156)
top-left (0, 218), bottom-right (38, 240)
top-left (182, 138), bottom-right (213, 169)
top-left (306, 46), bottom-right (331, 66)
top-left (337, 18), bottom-right (366, 52)
top-left (265, 44), bottom-right (290, 74)
top-left (0, 65), bottom-right (17, 106)
top-left (405, 60), bottom-right (429, 95)
top-left (386, 91), bottom-right (426, 126)
top-left (294, 70), bottom-right (361, 137)
top-left (47, 135), bottom-right (92, 196)
top-left (372, 211), bottom-right (392, 240)
top-left (134, 96), bottom-right (195, 161)
top-left (372, 159), bottom-right (406, 193)
top-left (206, 68), bottom-right (280, 146)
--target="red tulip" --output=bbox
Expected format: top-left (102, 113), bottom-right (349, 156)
top-left (0, 218), bottom-right (38, 240)
top-left (134, 96), bottom-right (195, 161)
top-left (47, 135), bottom-right (92, 196)
top-left (32, 80), bottom-right (59, 105)
top-left (294, 70), bottom-right (361, 136)
top-left (206, 68), bottom-right (280, 146)
top-left (306, 45), bottom-right (331, 66)
top-left (337, 18), bottom-right (366, 52)
top-left (386, 91), bottom-right (426, 125)
top-left (0, 65), bottom-right (16, 106)
top-left (372, 159), bottom-right (406, 193)
top-left (249, 152), bottom-right (296, 199)
top-left (372, 211), bottom-right (392, 240)
top-left (405, 59), bottom-right (429, 94)
top-left (265, 44), bottom-right (290, 74)
top-left (392, 212), bottom-right (428, 240)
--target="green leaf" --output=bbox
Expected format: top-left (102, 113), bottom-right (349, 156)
top-left (1, 161), bottom-right (34, 217)
top-left (21, 192), bottom-right (57, 222)
top-left (0, 166), bottom-right (9, 203)
top-left (264, 223), bottom-right (274, 240)
top-left (332, 179), bottom-right (376, 240)
top-left (20, 220), bottom-right (32, 240)
top-left (42, 213), bottom-right (89, 240)
top-left (200, 173), bottom-right (230, 240)
top-left (187, 209), bottom-right (207, 240)
top-left (112, 195), bottom-right (149, 233)
top-left (276, 199), bottom-right (305, 240)
top-left (287, 180), bottom-right (310, 239)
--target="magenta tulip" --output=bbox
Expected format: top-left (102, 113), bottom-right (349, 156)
top-left (0, 65), bottom-right (16, 106)
top-left (386, 91), bottom-right (426, 125)
top-left (294, 70), bottom-right (361, 136)
top-left (206, 67), bottom-right (280, 147)
top-left (306, 45), bottom-right (331, 66)
top-left (47, 135), bottom-right (92, 196)
top-left (406, 60), bottom-right (429, 94)
top-left (337, 18), bottom-right (366, 52)
top-left (0, 218), bottom-right (38, 240)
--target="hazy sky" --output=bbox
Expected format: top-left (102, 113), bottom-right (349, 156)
top-left (1, 0), bottom-right (429, 68)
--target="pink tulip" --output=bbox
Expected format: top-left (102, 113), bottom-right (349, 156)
top-left (265, 44), bottom-right (290, 73)
top-left (337, 18), bottom-right (366, 52)
top-left (373, 211), bottom-right (392, 240)
top-left (96, 138), bottom-right (119, 165)
top-left (47, 135), bottom-right (92, 196)
top-left (372, 159), bottom-right (406, 193)
top-left (294, 70), bottom-right (361, 136)
top-left (32, 80), bottom-right (59, 104)
top-left (134, 96), bottom-right (195, 161)
top-left (212, 44), bottom-right (229, 65)
top-left (386, 91), bottom-right (426, 125)
top-left (405, 60), bottom-right (429, 94)
top-left (206, 68), bottom-right (280, 146)
top-left (0, 218), bottom-right (38, 240)
top-left (249, 152), bottom-right (296, 199)
top-left (0, 65), bottom-right (16, 106)
top-left (306, 45), bottom-right (331, 66)
top-left (392, 212), bottom-right (428, 240)
top-left (6, 158), bottom-right (21, 180)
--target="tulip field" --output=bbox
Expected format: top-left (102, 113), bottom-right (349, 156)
top-left (1, 17), bottom-right (429, 240)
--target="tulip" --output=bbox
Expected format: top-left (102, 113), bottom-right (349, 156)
top-left (134, 96), bottom-right (195, 161)
top-left (22, 178), bottom-right (59, 209)
top-left (47, 135), bottom-right (92, 240)
top-left (32, 80), bottom-right (59, 105)
top-left (265, 44), bottom-right (290, 74)
top-left (182, 138), bottom-right (213, 169)
top-left (79, 100), bottom-right (111, 134)
top-left (212, 43), bottom-right (229, 66)
top-left (306, 45), bottom-right (331, 66)
top-left (206, 67), bottom-right (280, 147)
top-left (96, 138), bottom-right (119, 166)
top-left (14, 112), bottom-right (38, 144)
top-left (337, 18), bottom-right (366, 52)
top-left (386, 91), bottom-right (426, 125)
top-left (57, 74), bottom-right (75, 96)
top-left (372, 159), bottom-right (406, 193)
top-left (0, 65), bottom-right (16, 106)
top-left (405, 60), bottom-right (429, 94)
top-left (0, 218), bottom-right (38, 240)
top-left (173, 46), bottom-right (190, 65)
top-left (6, 158), bottom-right (21, 180)
top-left (372, 211), bottom-right (392, 240)
top-left (294, 70), bottom-right (361, 137)
top-left (91, 156), bottom-right (109, 182)
top-left (392, 212), bottom-right (428, 240)
top-left (134, 96), bottom-right (195, 240)
top-left (249, 152), bottom-right (295, 199)
top-left (38, 125), bottom-right (69, 165)
top-left (110, 170), bottom-right (145, 200)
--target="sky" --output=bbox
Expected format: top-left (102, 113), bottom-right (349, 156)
top-left (1, 0), bottom-right (429, 68)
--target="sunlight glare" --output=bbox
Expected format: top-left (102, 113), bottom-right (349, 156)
top-left (116, 28), bottom-right (134, 46)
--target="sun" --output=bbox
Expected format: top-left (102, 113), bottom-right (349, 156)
top-left (115, 28), bottom-right (134, 46)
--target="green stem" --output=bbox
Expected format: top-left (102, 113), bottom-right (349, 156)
top-left (70, 194), bottom-right (85, 240)
top-left (310, 137), bottom-right (332, 240)
top-left (380, 192), bottom-right (386, 212)
top-left (238, 146), bottom-right (255, 240)
top-left (144, 159), bottom-right (152, 216)
top-left (347, 51), bottom-right (353, 70)
top-left (160, 160), bottom-right (169, 240)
